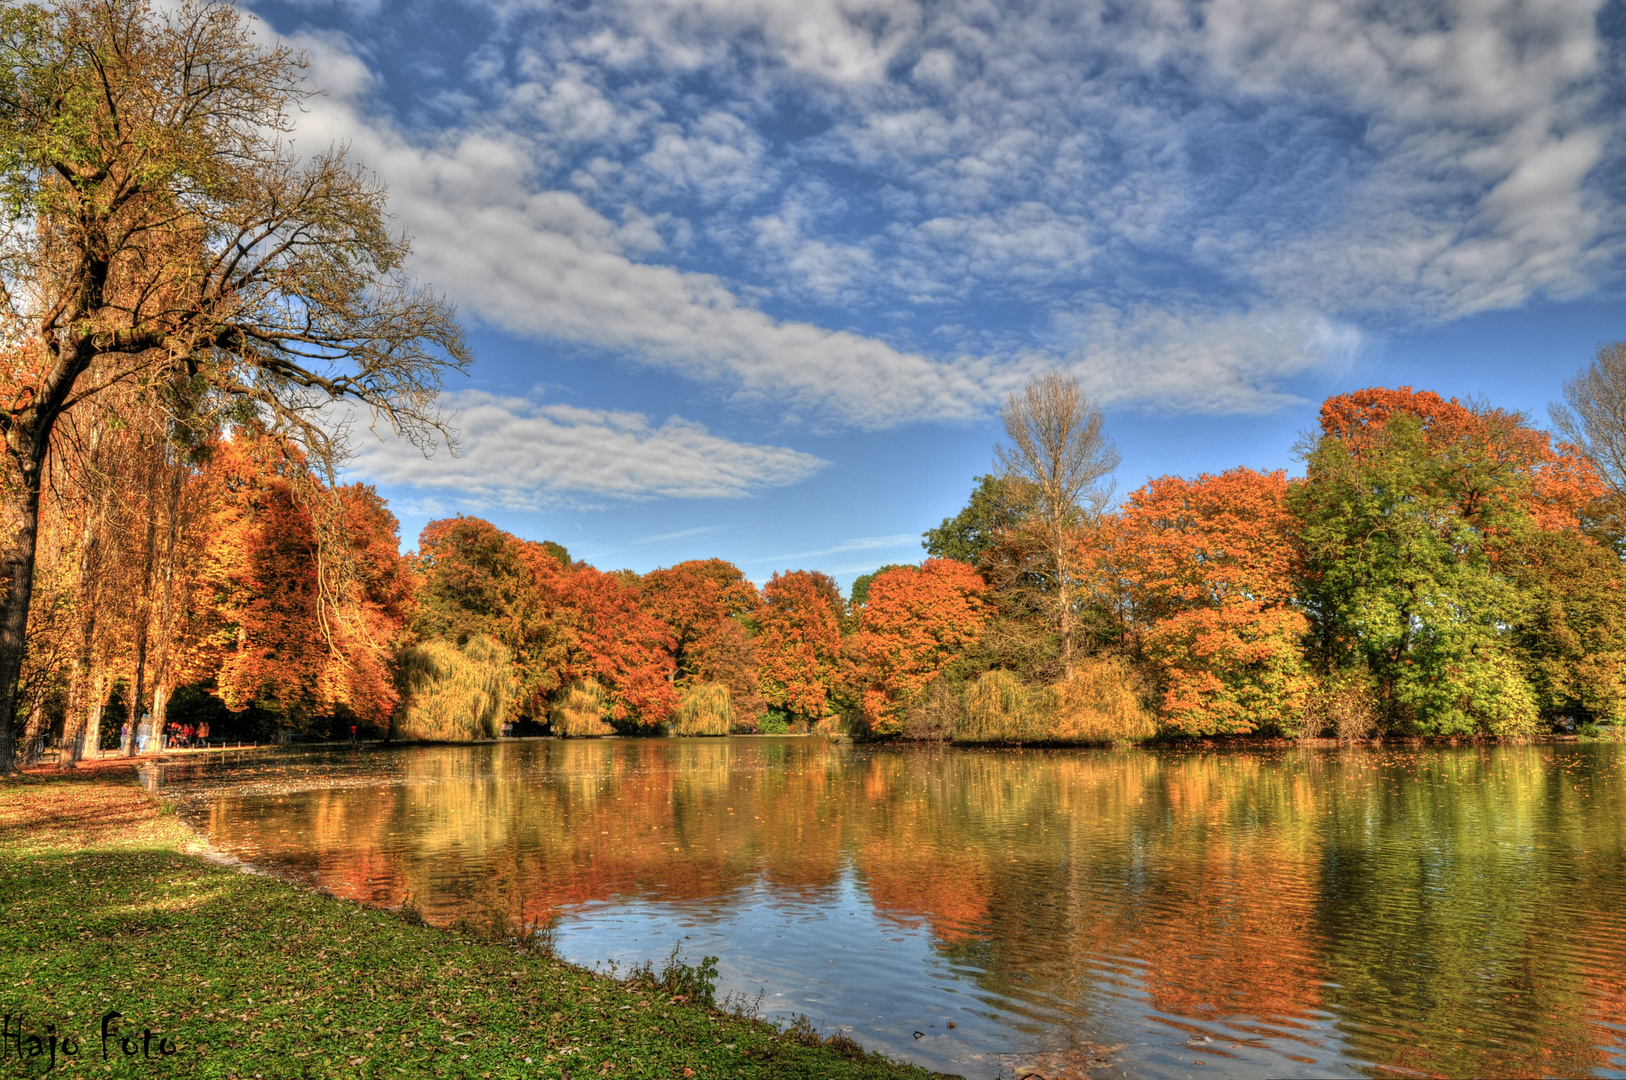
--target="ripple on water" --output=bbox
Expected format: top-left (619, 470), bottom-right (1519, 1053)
top-left (158, 739), bottom-right (1626, 1079)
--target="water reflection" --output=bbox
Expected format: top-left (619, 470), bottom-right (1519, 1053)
top-left (155, 739), bottom-right (1626, 1078)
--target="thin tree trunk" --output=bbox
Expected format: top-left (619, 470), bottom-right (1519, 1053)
top-left (17, 697), bottom-right (48, 768)
top-left (61, 656), bottom-right (86, 768)
top-left (59, 424), bottom-right (109, 770)
top-left (152, 679), bottom-right (170, 747)
top-left (126, 629), bottom-right (149, 754)
top-left (83, 668), bottom-right (106, 760)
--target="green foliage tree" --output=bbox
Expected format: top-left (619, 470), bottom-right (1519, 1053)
top-left (922, 475), bottom-right (1023, 565)
top-left (1293, 412), bottom-right (1540, 737)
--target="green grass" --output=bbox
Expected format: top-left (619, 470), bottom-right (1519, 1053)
top-left (0, 767), bottom-right (948, 1079)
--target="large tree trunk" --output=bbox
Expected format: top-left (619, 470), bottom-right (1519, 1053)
top-left (0, 438), bottom-right (47, 775)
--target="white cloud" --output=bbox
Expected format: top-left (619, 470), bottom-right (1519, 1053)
top-left (286, 34), bottom-right (993, 429)
top-left (1051, 305), bottom-right (1365, 415)
top-left (341, 390), bottom-right (827, 504)
top-left (270, 0), bottom-right (1621, 432)
top-left (749, 534), bottom-right (921, 564)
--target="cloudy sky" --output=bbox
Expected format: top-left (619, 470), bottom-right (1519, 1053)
top-left (251, 0), bottom-right (1626, 588)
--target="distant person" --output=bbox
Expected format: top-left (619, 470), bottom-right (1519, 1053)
top-left (120, 721), bottom-right (130, 755)
top-left (198, 721), bottom-right (210, 745)
top-left (135, 713), bottom-right (151, 754)
top-left (350, 724), bottom-right (358, 744)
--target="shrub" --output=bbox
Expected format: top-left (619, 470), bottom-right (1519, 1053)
top-left (902, 678), bottom-right (964, 741)
top-left (954, 669), bottom-right (1045, 743)
top-left (392, 635), bottom-right (514, 742)
top-left (672, 683), bottom-right (733, 736)
top-left (551, 680), bottom-right (614, 737)
top-left (756, 709), bottom-right (791, 734)
top-left (1304, 668), bottom-right (1381, 740)
top-left (1049, 657), bottom-right (1155, 744)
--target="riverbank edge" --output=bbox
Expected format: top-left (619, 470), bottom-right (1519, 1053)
top-left (0, 764), bottom-right (953, 1080)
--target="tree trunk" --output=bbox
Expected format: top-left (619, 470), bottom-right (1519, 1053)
top-left (83, 669), bottom-right (106, 761)
top-left (17, 696), bottom-right (49, 768)
top-left (61, 656), bottom-right (86, 769)
top-left (59, 424), bottom-right (108, 770)
top-left (125, 627), bottom-right (149, 754)
top-left (0, 441), bottom-right (47, 775)
top-left (152, 679), bottom-right (170, 734)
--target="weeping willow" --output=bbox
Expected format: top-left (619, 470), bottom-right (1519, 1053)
top-left (1048, 658), bottom-right (1154, 743)
top-left (955, 670), bottom-right (1045, 744)
top-left (672, 683), bottom-right (733, 736)
top-left (393, 635), bottom-right (514, 742)
top-left (551, 680), bottom-right (614, 737)
top-left (954, 661), bottom-right (1151, 745)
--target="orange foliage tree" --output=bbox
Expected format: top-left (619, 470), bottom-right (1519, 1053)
top-left (755, 570), bottom-right (845, 720)
top-left (196, 435), bottom-right (409, 733)
top-left (853, 560), bottom-right (989, 736)
top-left (1117, 468), bottom-right (1310, 735)
top-left (541, 557), bottom-right (677, 727)
top-left (640, 558), bottom-right (762, 721)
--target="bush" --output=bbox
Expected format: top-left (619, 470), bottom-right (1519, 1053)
top-left (1049, 657), bottom-right (1155, 744)
top-left (954, 669), bottom-right (1045, 743)
top-left (756, 709), bottom-right (791, 734)
top-left (1305, 668), bottom-right (1381, 740)
top-left (901, 678), bottom-right (963, 741)
top-left (672, 683), bottom-right (733, 736)
top-left (392, 635), bottom-right (514, 742)
top-left (551, 680), bottom-right (614, 737)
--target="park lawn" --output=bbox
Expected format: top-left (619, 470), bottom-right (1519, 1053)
top-left (0, 767), bottom-right (946, 1079)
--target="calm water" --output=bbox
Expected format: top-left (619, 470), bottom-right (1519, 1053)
top-left (151, 739), bottom-right (1626, 1079)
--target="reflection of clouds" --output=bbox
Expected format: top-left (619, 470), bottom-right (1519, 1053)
top-left (172, 740), bottom-right (1626, 1077)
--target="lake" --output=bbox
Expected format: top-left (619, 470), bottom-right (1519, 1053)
top-left (150, 738), bottom-right (1626, 1079)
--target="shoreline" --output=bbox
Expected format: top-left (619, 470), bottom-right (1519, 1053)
top-left (0, 764), bottom-right (951, 1080)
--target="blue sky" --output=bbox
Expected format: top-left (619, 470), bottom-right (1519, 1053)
top-left (251, 0), bottom-right (1626, 589)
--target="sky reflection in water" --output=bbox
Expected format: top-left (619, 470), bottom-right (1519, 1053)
top-left (152, 739), bottom-right (1626, 1079)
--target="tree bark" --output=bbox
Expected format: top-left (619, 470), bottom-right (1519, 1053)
top-left (83, 669), bottom-right (106, 761)
top-left (0, 435), bottom-right (49, 774)
top-left (16, 697), bottom-right (49, 768)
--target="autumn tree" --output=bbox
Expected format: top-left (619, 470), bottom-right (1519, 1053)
top-left (1290, 390), bottom-right (1600, 737)
top-left (755, 570), bottom-right (845, 721)
top-left (197, 433), bottom-right (407, 733)
top-left (994, 372), bottom-right (1119, 675)
top-left (0, 0), bottom-right (469, 772)
top-left (542, 558), bottom-right (677, 728)
top-left (1551, 342), bottom-right (1626, 495)
top-left (410, 518), bottom-right (675, 729)
top-left (1118, 468), bottom-right (1311, 736)
top-left (640, 558), bottom-right (761, 723)
top-left (853, 559), bottom-right (988, 737)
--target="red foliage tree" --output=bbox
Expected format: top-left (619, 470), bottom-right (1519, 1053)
top-left (641, 558), bottom-right (762, 719)
top-left (1118, 468), bottom-right (1309, 735)
top-left (853, 560), bottom-right (988, 736)
top-left (755, 570), bottom-right (845, 719)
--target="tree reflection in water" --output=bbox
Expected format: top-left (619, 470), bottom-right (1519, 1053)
top-left (162, 740), bottom-right (1626, 1078)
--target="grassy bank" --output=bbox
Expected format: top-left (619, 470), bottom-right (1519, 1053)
top-left (0, 765), bottom-right (945, 1079)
